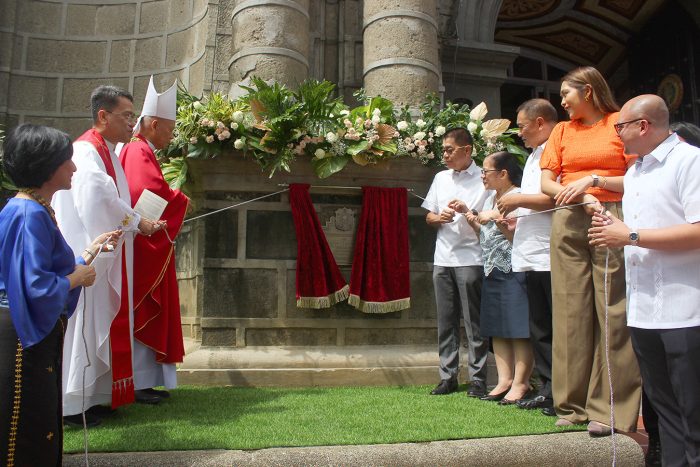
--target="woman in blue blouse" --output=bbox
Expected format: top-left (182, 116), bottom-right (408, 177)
top-left (0, 124), bottom-right (119, 466)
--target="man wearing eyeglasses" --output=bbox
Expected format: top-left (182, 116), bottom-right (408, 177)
top-left (422, 127), bottom-right (489, 398)
top-left (588, 94), bottom-right (700, 466)
top-left (53, 86), bottom-right (162, 428)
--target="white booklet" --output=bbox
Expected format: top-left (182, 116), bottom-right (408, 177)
top-left (133, 189), bottom-right (167, 221)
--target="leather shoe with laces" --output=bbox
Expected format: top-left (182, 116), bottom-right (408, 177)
top-left (430, 379), bottom-right (458, 395)
top-left (516, 395), bottom-right (553, 410)
top-left (467, 380), bottom-right (486, 398)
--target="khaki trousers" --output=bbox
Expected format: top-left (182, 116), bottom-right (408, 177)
top-left (550, 202), bottom-right (641, 431)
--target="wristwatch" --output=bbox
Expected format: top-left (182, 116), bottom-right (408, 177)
top-left (591, 174), bottom-right (600, 187)
top-left (629, 231), bottom-right (640, 246)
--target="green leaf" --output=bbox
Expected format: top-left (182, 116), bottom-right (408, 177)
top-left (311, 155), bottom-right (350, 179)
top-left (346, 140), bottom-right (370, 156)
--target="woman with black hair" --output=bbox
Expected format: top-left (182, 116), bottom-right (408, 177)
top-left (0, 124), bottom-right (119, 466)
top-left (670, 121), bottom-right (700, 147)
top-left (451, 151), bottom-right (534, 404)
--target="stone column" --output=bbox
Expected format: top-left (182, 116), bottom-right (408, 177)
top-left (362, 0), bottom-right (440, 107)
top-left (229, 0), bottom-right (310, 92)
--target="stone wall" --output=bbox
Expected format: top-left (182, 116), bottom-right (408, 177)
top-left (175, 156), bottom-right (443, 348)
top-left (0, 0), bottom-right (213, 135)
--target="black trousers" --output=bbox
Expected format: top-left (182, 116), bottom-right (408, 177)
top-left (525, 271), bottom-right (553, 399)
top-left (631, 326), bottom-right (700, 467)
top-left (0, 308), bottom-right (65, 467)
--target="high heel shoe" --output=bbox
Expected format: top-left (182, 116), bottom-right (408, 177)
top-left (479, 386), bottom-right (511, 402)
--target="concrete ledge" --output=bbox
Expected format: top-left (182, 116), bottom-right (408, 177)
top-left (178, 341), bottom-right (497, 387)
top-left (65, 432), bottom-right (644, 466)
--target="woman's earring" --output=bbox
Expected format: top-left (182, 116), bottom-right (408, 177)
top-left (585, 95), bottom-right (590, 102)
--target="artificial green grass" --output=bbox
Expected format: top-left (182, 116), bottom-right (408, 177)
top-left (63, 385), bottom-right (584, 453)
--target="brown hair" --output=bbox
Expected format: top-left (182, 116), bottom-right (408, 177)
top-left (562, 66), bottom-right (619, 114)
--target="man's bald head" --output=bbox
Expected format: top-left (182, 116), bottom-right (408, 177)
top-left (618, 94), bottom-right (672, 157)
top-left (620, 94), bottom-right (670, 132)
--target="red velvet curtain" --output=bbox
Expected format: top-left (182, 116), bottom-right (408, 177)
top-left (348, 186), bottom-right (410, 313)
top-left (289, 184), bottom-right (349, 308)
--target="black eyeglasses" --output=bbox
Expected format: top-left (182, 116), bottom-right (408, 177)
top-left (614, 118), bottom-right (649, 135)
top-left (106, 110), bottom-right (137, 123)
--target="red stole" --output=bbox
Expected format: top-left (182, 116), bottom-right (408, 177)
top-left (75, 128), bottom-right (134, 408)
top-left (120, 134), bottom-right (188, 363)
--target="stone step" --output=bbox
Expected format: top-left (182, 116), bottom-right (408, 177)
top-left (178, 339), bottom-right (498, 387)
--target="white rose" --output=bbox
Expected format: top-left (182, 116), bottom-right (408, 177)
top-left (326, 132), bottom-right (338, 143)
top-left (467, 122), bottom-right (478, 134)
top-left (413, 131), bottom-right (426, 141)
top-left (397, 121), bottom-right (408, 131)
top-left (234, 138), bottom-right (245, 150)
top-left (314, 148), bottom-right (326, 159)
top-left (469, 102), bottom-right (488, 121)
top-left (232, 111), bottom-right (244, 123)
top-left (189, 137), bottom-right (198, 144)
top-left (416, 119), bottom-right (426, 128)
top-left (231, 122), bottom-right (239, 130)
top-left (371, 115), bottom-right (380, 125)
top-left (372, 108), bottom-right (381, 117)
top-left (205, 135), bottom-right (215, 143)
top-left (435, 125), bottom-right (446, 136)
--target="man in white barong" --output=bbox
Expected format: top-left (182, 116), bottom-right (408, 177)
top-left (53, 86), bottom-right (161, 427)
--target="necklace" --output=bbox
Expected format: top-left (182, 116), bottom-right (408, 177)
top-left (18, 188), bottom-right (57, 224)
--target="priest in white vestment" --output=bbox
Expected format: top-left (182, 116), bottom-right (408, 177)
top-left (53, 86), bottom-right (161, 425)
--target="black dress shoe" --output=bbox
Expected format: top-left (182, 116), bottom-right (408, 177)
top-left (516, 395), bottom-right (553, 410)
top-left (541, 406), bottom-right (557, 417)
top-left (466, 380), bottom-right (486, 398)
top-left (430, 379), bottom-right (458, 395)
top-left (86, 405), bottom-right (117, 417)
top-left (134, 389), bottom-right (161, 404)
top-left (645, 435), bottom-right (662, 467)
top-left (480, 387), bottom-right (511, 402)
top-left (64, 413), bottom-right (101, 428)
top-left (142, 387), bottom-right (170, 398)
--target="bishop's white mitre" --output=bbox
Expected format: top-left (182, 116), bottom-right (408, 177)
top-left (134, 75), bottom-right (177, 132)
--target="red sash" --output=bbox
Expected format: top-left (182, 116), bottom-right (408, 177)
top-left (75, 129), bottom-right (134, 408)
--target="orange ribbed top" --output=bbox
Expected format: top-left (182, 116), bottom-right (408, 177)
top-left (540, 112), bottom-right (635, 202)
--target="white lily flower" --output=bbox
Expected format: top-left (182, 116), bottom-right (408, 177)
top-left (469, 102), bottom-right (488, 121)
top-left (467, 122), bottom-right (478, 134)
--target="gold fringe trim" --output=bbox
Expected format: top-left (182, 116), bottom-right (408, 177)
top-left (7, 340), bottom-right (23, 467)
top-left (297, 285), bottom-right (349, 309)
top-left (348, 295), bottom-right (411, 314)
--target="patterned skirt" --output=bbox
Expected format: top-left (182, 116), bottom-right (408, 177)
top-left (0, 307), bottom-right (65, 467)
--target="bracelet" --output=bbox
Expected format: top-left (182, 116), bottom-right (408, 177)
top-left (83, 248), bottom-right (95, 260)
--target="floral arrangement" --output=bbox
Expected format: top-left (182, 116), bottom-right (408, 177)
top-left (158, 79), bottom-right (527, 188)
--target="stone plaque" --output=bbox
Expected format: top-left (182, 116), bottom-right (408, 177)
top-left (321, 207), bottom-right (358, 265)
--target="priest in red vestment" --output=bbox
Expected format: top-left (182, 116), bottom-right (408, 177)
top-left (120, 77), bottom-right (188, 402)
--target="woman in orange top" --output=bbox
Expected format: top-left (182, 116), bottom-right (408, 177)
top-left (540, 66), bottom-right (641, 436)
